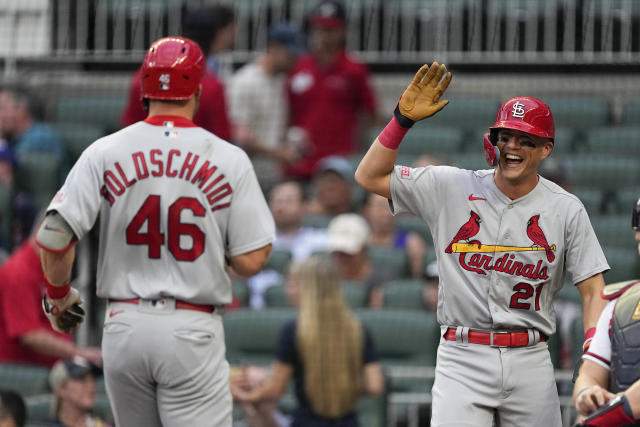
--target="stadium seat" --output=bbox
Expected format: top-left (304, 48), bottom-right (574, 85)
top-left (223, 308), bottom-right (296, 366)
top-left (554, 280), bottom-right (582, 305)
top-left (397, 126), bottom-right (465, 156)
top-left (264, 248), bottom-right (292, 274)
top-left (232, 279), bottom-right (250, 307)
top-left (382, 279), bottom-right (426, 310)
top-left (591, 214), bottom-right (637, 250)
top-left (622, 100), bottom-right (640, 125)
top-left (614, 187), bottom-right (640, 213)
top-left (55, 94), bottom-right (126, 134)
top-left (572, 187), bottom-right (604, 216)
top-left (53, 123), bottom-right (105, 165)
top-left (427, 97), bottom-right (502, 131)
top-left (453, 152), bottom-right (491, 171)
top-left (394, 215), bottom-right (431, 242)
top-left (550, 127), bottom-right (577, 154)
top-left (586, 126), bottom-right (640, 157)
top-left (603, 247), bottom-right (639, 283)
top-left (544, 96), bottom-right (611, 128)
top-left (0, 364), bottom-right (50, 397)
top-left (15, 152), bottom-right (62, 210)
top-left (356, 309), bottom-right (440, 392)
top-left (264, 283), bottom-right (290, 308)
top-left (569, 155), bottom-right (640, 191)
top-left (367, 246), bottom-right (409, 278)
top-left (302, 213), bottom-right (332, 229)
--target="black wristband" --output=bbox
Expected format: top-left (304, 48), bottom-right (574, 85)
top-left (394, 104), bottom-right (415, 129)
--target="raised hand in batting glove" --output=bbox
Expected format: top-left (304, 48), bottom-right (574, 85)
top-left (397, 62), bottom-right (452, 125)
top-left (42, 286), bottom-right (85, 334)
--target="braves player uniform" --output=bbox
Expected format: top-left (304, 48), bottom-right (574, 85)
top-left (38, 37), bottom-right (275, 427)
top-left (383, 95), bottom-right (610, 426)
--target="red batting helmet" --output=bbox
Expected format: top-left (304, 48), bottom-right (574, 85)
top-left (141, 37), bottom-right (205, 101)
top-left (488, 96), bottom-right (555, 144)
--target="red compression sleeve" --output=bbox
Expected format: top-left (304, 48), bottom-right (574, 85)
top-left (44, 275), bottom-right (70, 300)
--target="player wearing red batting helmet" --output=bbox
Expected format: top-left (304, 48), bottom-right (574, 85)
top-left (356, 63), bottom-right (608, 426)
top-left (36, 35), bottom-right (274, 427)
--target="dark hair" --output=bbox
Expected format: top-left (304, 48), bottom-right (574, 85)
top-left (1, 85), bottom-right (44, 121)
top-left (0, 390), bottom-right (27, 427)
top-left (182, 5), bottom-right (235, 53)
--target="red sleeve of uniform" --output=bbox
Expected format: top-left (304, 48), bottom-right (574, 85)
top-left (194, 74), bottom-right (231, 140)
top-left (121, 69), bottom-right (146, 126)
top-left (0, 251), bottom-right (47, 339)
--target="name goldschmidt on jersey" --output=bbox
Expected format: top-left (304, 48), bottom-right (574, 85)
top-left (99, 148), bottom-right (233, 212)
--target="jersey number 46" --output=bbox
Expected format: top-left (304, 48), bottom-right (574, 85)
top-left (126, 195), bottom-right (205, 262)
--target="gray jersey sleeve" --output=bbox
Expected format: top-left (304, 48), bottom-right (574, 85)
top-left (389, 164), bottom-right (462, 223)
top-left (46, 147), bottom-right (103, 240)
top-left (226, 155), bottom-right (275, 256)
top-left (564, 206), bottom-right (610, 284)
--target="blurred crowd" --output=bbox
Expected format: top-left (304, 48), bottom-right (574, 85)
top-left (0, 1), bottom-right (588, 426)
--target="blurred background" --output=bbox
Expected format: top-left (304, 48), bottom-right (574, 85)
top-left (0, 0), bottom-right (639, 426)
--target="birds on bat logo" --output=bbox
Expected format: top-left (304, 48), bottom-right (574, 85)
top-left (445, 212), bottom-right (556, 262)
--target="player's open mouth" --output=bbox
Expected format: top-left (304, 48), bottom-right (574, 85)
top-left (504, 153), bottom-right (523, 165)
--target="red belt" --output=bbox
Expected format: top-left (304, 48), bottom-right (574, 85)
top-left (444, 327), bottom-right (547, 347)
top-left (109, 298), bottom-right (215, 313)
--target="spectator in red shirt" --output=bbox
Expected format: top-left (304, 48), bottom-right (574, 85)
top-left (285, 0), bottom-right (378, 180)
top-left (0, 233), bottom-right (101, 368)
top-left (120, 6), bottom-right (233, 139)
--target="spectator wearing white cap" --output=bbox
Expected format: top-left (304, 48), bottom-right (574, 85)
top-left (46, 356), bottom-right (111, 427)
top-left (328, 213), bottom-right (395, 308)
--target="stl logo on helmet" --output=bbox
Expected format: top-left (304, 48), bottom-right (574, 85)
top-left (159, 73), bottom-right (171, 91)
top-left (511, 101), bottom-right (526, 118)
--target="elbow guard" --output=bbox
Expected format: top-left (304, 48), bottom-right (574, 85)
top-left (35, 212), bottom-right (77, 253)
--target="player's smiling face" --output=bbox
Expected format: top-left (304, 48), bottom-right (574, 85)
top-left (495, 129), bottom-right (553, 185)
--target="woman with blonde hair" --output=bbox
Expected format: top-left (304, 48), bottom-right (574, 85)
top-left (231, 253), bottom-right (384, 426)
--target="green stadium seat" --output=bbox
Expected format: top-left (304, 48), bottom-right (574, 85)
top-left (15, 152), bottom-right (62, 210)
top-left (545, 96), bottom-right (611, 128)
top-left (570, 315), bottom-right (585, 368)
top-left (603, 247), bottom-right (639, 283)
top-left (622, 100), bottom-right (640, 125)
top-left (554, 280), bottom-right (582, 305)
top-left (551, 127), bottom-right (577, 154)
top-left (0, 184), bottom-right (12, 249)
top-left (264, 248), bottom-right (292, 274)
top-left (0, 364), bottom-right (50, 397)
top-left (356, 309), bottom-right (440, 392)
top-left (614, 187), bottom-right (640, 213)
top-left (55, 95), bottom-right (126, 134)
top-left (53, 123), bottom-right (105, 165)
top-left (232, 279), bottom-right (250, 307)
top-left (586, 127), bottom-right (640, 157)
top-left (368, 246), bottom-right (409, 278)
top-left (427, 97), bottom-right (501, 131)
top-left (264, 283), bottom-right (290, 308)
top-left (223, 308), bottom-right (296, 366)
top-left (591, 214), bottom-right (637, 250)
top-left (394, 215), bottom-right (431, 242)
top-left (453, 152), bottom-right (491, 171)
top-left (572, 187), bottom-right (604, 216)
top-left (302, 213), bottom-right (331, 229)
top-left (397, 126), bottom-right (465, 156)
top-left (382, 279), bottom-right (426, 310)
top-left (569, 155), bottom-right (640, 191)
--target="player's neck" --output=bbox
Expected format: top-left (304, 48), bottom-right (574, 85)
top-left (148, 98), bottom-right (197, 121)
top-left (493, 170), bottom-right (539, 200)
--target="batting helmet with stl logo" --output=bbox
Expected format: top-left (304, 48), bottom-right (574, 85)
top-left (141, 36), bottom-right (205, 101)
top-left (488, 96), bottom-right (555, 145)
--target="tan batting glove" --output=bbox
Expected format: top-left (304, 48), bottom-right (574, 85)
top-left (398, 62), bottom-right (452, 122)
top-left (42, 287), bottom-right (85, 334)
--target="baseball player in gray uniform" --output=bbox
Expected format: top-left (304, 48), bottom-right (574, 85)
top-left (572, 197), bottom-right (640, 426)
top-left (35, 37), bottom-right (275, 427)
top-left (355, 62), bottom-right (609, 426)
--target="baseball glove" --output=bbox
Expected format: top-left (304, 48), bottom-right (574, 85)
top-left (397, 62), bottom-right (452, 123)
top-left (42, 288), bottom-right (85, 334)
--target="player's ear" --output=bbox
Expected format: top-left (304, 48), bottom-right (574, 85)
top-left (540, 140), bottom-right (553, 160)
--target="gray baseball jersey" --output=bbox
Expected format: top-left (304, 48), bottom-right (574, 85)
top-left (390, 165), bottom-right (608, 336)
top-left (47, 116), bottom-right (275, 304)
